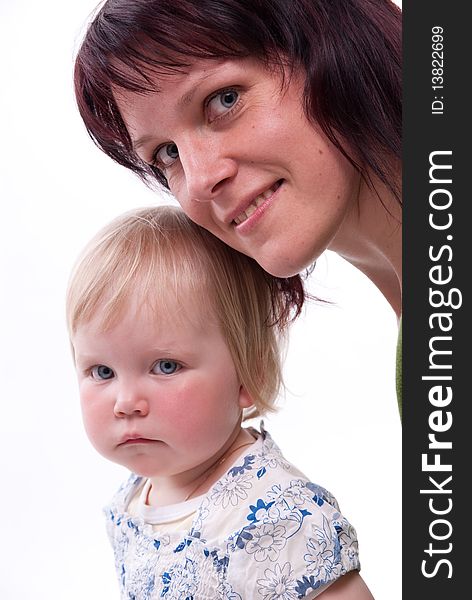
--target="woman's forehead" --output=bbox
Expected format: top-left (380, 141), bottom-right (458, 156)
top-left (112, 57), bottom-right (236, 122)
top-left (113, 56), bottom-right (254, 104)
top-left (114, 56), bottom-right (293, 139)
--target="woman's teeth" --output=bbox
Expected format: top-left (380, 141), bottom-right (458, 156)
top-left (233, 182), bottom-right (280, 225)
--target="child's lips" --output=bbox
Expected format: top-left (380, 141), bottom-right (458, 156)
top-left (118, 435), bottom-right (159, 446)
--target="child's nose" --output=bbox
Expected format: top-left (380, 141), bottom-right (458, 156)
top-left (113, 387), bottom-right (149, 418)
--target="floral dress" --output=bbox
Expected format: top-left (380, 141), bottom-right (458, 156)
top-left (104, 426), bottom-right (360, 599)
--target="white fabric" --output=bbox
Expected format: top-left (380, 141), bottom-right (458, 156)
top-left (130, 478), bottom-right (205, 525)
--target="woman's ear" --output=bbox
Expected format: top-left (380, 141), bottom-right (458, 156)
top-left (238, 385), bottom-right (254, 409)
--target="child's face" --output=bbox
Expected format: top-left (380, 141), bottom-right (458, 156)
top-left (72, 299), bottom-right (252, 482)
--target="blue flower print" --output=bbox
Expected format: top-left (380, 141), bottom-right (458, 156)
top-left (173, 538), bottom-right (193, 553)
top-left (245, 522), bottom-right (287, 562)
top-left (334, 520), bottom-right (358, 560)
top-left (233, 524), bottom-right (256, 550)
top-left (303, 516), bottom-right (341, 581)
top-left (104, 428), bottom-right (361, 599)
top-left (160, 558), bottom-right (198, 598)
top-left (282, 480), bottom-right (315, 509)
top-left (191, 498), bottom-right (210, 535)
top-left (257, 466), bottom-right (267, 479)
top-left (217, 581), bottom-right (243, 599)
top-left (126, 561), bottom-right (156, 600)
top-left (294, 575), bottom-right (323, 598)
top-left (306, 483), bottom-right (338, 510)
top-left (254, 436), bottom-right (291, 471)
top-left (112, 530), bottom-right (131, 586)
top-left (304, 537), bottom-right (338, 581)
top-left (209, 549), bottom-right (229, 574)
top-left (211, 472), bottom-right (253, 508)
top-left (247, 499), bottom-right (276, 524)
top-left (257, 562), bottom-right (298, 600)
top-left (266, 481), bottom-right (314, 523)
top-left (228, 454), bottom-right (256, 476)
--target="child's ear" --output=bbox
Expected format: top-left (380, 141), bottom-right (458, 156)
top-left (238, 386), bottom-right (254, 409)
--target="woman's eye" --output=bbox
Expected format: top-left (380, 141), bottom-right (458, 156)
top-left (207, 89), bottom-right (239, 120)
top-left (154, 143), bottom-right (179, 168)
top-left (152, 360), bottom-right (181, 375)
top-left (91, 365), bottom-right (114, 380)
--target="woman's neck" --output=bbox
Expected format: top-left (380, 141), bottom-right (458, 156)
top-left (328, 172), bottom-right (402, 317)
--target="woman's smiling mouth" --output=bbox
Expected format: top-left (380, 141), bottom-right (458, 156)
top-left (232, 180), bottom-right (283, 226)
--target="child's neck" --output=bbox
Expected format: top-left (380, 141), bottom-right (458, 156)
top-left (146, 426), bottom-right (256, 508)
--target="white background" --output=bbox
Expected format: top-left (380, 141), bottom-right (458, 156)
top-left (0, 1), bottom-right (401, 598)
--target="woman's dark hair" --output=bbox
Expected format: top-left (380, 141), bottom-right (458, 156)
top-left (74, 0), bottom-right (402, 202)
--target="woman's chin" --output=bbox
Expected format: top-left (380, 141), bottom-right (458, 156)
top-left (257, 250), bottom-right (318, 279)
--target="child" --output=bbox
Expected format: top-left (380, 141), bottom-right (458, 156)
top-left (66, 206), bottom-right (373, 599)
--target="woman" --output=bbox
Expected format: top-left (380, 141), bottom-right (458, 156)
top-left (74, 0), bottom-right (402, 412)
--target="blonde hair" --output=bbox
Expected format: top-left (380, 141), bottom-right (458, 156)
top-left (66, 205), bottom-right (304, 418)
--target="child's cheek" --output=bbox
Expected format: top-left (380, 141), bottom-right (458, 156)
top-left (156, 381), bottom-right (216, 439)
top-left (79, 387), bottom-right (112, 456)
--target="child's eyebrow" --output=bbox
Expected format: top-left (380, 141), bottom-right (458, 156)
top-left (73, 353), bottom-right (100, 366)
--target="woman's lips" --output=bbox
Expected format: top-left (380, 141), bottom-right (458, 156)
top-left (232, 180), bottom-right (283, 226)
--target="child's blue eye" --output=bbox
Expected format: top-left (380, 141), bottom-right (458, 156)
top-left (91, 365), bottom-right (114, 380)
top-left (152, 360), bottom-right (180, 375)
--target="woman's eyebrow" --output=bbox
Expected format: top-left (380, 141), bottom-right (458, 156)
top-left (132, 76), bottom-right (216, 151)
top-left (132, 66), bottom-right (235, 150)
top-left (133, 134), bottom-right (156, 152)
top-left (177, 71), bottom-right (216, 108)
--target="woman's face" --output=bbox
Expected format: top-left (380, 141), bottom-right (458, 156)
top-left (116, 57), bottom-right (360, 277)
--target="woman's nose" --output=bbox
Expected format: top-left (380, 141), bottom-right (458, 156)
top-left (113, 386), bottom-right (150, 418)
top-left (179, 138), bottom-right (238, 202)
